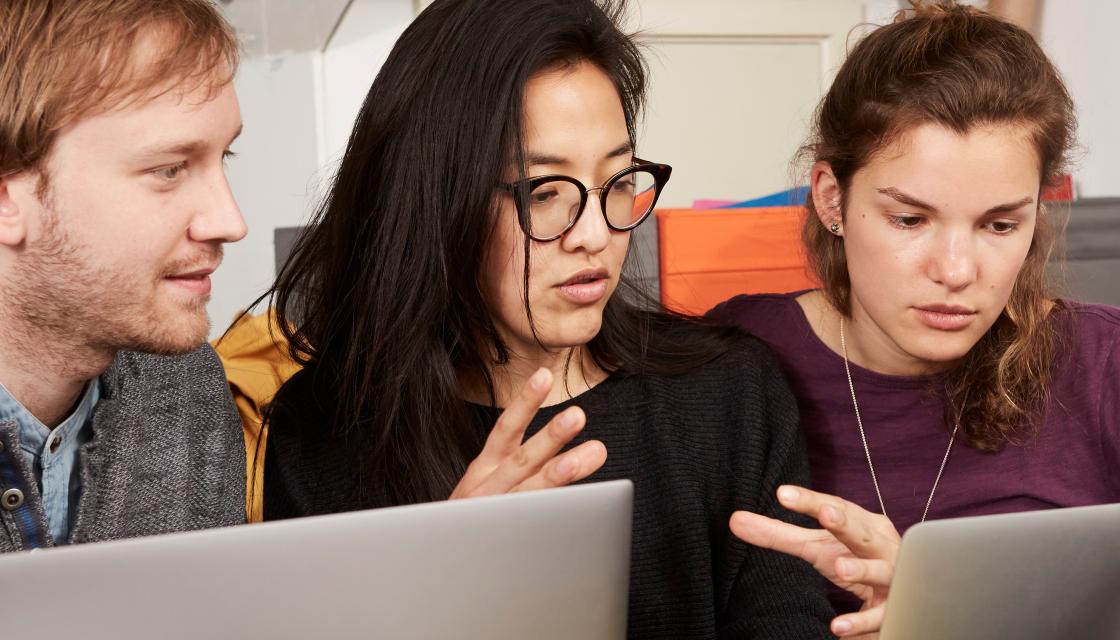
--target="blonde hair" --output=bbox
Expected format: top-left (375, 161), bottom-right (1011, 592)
top-left (801, 2), bottom-right (1075, 450)
top-left (0, 0), bottom-right (239, 177)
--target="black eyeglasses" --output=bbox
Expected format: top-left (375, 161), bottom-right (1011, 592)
top-left (502, 158), bottom-right (672, 242)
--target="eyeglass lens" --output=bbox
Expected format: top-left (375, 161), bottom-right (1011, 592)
top-left (525, 168), bottom-right (659, 239)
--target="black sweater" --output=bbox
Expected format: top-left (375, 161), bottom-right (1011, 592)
top-left (264, 339), bottom-right (835, 639)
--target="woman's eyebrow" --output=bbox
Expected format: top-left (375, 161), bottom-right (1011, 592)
top-left (605, 141), bottom-right (633, 159)
top-left (877, 187), bottom-right (936, 211)
top-left (983, 196), bottom-right (1035, 214)
top-left (524, 141), bottom-right (633, 168)
top-left (877, 187), bottom-right (1033, 215)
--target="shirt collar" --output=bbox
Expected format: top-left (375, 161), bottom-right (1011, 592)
top-left (0, 379), bottom-right (100, 456)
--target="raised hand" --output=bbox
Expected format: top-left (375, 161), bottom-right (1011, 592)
top-left (729, 485), bottom-right (899, 638)
top-left (450, 368), bottom-right (608, 499)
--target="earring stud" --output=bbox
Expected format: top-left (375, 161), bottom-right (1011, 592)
top-left (829, 222), bottom-right (841, 235)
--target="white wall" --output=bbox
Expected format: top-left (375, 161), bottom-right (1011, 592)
top-left (1039, 3), bottom-right (1120, 199)
top-left (207, 0), bottom-right (414, 339)
top-left (319, 0), bottom-right (415, 166)
top-left (209, 52), bottom-right (324, 338)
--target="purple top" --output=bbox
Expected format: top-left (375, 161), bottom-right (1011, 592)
top-left (710, 291), bottom-right (1120, 611)
top-left (709, 291), bottom-right (1120, 532)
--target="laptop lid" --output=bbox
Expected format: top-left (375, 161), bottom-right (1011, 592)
top-left (0, 480), bottom-right (633, 640)
top-left (881, 502), bottom-right (1120, 640)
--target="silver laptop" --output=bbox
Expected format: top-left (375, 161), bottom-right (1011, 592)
top-left (0, 480), bottom-right (632, 640)
top-left (881, 503), bottom-right (1120, 640)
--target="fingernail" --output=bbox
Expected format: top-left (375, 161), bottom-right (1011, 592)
top-left (530, 369), bottom-right (548, 390)
top-left (777, 486), bottom-right (799, 502)
top-left (836, 558), bottom-right (852, 578)
top-left (832, 619), bottom-right (852, 635)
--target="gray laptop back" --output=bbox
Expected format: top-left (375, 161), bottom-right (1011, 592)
top-left (881, 503), bottom-right (1120, 640)
top-left (0, 480), bottom-right (632, 640)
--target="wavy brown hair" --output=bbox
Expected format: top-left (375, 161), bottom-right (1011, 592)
top-left (0, 0), bottom-right (238, 178)
top-left (801, 1), bottom-right (1076, 451)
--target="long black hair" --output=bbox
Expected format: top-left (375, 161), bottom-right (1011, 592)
top-left (267, 0), bottom-right (744, 505)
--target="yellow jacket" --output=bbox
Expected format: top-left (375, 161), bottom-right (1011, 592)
top-left (212, 312), bottom-right (301, 523)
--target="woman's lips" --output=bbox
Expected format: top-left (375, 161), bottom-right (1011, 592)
top-left (914, 305), bottom-right (976, 331)
top-left (558, 279), bottom-right (608, 304)
top-left (557, 270), bottom-right (609, 304)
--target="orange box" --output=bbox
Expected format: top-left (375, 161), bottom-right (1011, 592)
top-left (655, 205), bottom-right (818, 315)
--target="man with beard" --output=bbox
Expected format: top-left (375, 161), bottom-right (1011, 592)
top-left (0, 0), bottom-right (248, 550)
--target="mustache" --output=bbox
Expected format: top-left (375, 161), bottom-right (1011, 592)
top-left (160, 246), bottom-right (224, 278)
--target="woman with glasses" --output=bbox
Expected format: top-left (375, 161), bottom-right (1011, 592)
top-left (258, 0), bottom-right (834, 636)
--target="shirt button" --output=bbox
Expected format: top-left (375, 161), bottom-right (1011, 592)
top-left (1, 488), bottom-right (24, 511)
top-left (49, 435), bottom-right (61, 454)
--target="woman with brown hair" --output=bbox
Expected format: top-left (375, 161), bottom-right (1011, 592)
top-left (710, 2), bottom-right (1120, 636)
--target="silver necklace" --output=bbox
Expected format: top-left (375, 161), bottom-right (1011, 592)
top-left (839, 317), bottom-right (959, 522)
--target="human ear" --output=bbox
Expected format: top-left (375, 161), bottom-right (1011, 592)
top-left (0, 174), bottom-right (30, 247)
top-left (810, 161), bottom-right (844, 236)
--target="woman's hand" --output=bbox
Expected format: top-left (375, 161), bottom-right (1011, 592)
top-left (729, 485), bottom-right (900, 638)
top-left (450, 368), bottom-right (608, 499)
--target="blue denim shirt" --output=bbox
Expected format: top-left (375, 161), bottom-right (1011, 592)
top-left (0, 380), bottom-right (97, 545)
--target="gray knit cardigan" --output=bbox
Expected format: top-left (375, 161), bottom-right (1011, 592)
top-left (0, 345), bottom-right (246, 552)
